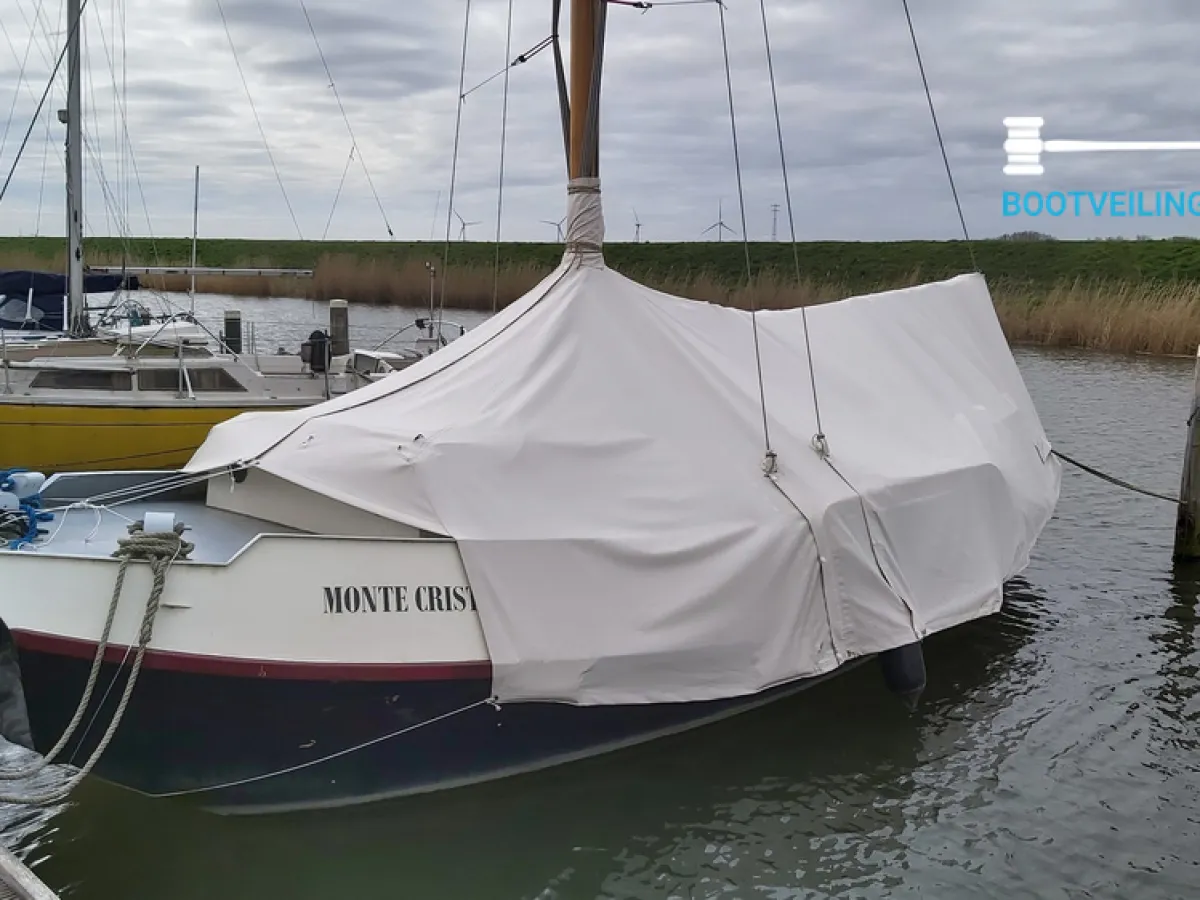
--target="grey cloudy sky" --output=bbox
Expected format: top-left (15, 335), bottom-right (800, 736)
top-left (1, 0), bottom-right (1197, 243)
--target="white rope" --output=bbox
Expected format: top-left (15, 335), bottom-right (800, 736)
top-left (0, 521), bottom-right (190, 806)
top-left (152, 697), bottom-right (497, 799)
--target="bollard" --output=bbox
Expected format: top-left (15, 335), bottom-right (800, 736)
top-left (328, 298), bottom-right (350, 357)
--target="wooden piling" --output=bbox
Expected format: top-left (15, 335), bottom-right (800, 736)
top-left (1173, 344), bottom-right (1200, 560)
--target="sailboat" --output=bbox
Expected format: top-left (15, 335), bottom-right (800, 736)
top-left (0, 0), bottom-right (1059, 814)
top-left (0, 0), bottom-right (463, 472)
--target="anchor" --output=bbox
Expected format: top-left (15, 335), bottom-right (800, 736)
top-left (1003, 116), bottom-right (1200, 176)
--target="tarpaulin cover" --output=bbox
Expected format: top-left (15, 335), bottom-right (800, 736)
top-left (185, 180), bottom-right (1060, 706)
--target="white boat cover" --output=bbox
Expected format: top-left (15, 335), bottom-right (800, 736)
top-left (185, 180), bottom-right (1060, 706)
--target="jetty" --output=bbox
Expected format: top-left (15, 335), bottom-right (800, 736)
top-left (0, 845), bottom-right (56, 900)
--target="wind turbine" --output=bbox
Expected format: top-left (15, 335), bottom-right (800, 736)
top-left (454, 210), bottom-right (481, 241)
top-left (540, 216), bottom-right (566, 242)
top-left (632, 207), bottom-right (642, 243)
top-left (701, 199), bottom-right (736, 242)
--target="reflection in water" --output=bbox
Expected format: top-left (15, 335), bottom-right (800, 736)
top-left (8, 583), bottom-right (1046, 900)
top-left (1151, 561), bottom-right (1200, 762)
top-left (1, 326), bottom-right (1200, 898)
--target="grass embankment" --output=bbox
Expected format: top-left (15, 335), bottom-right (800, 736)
top-left (5, 235), bottom-right (1200, 355)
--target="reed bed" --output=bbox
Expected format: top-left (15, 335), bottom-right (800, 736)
top-left (5, 245), bottom-right (1200, 356)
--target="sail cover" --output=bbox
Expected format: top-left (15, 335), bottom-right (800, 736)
top-left (0, 269), bottom-right (138, 331)
top-left (185, 196), bottom-right (1059, 706)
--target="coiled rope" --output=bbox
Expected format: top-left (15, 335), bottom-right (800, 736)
top-left (0, 520), bottom-right (191, 806)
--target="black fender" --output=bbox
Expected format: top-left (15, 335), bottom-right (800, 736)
top-left (878, 640), bottom-right (926, 712)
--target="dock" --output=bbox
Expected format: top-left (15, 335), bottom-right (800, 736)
top-left (0, 845), bottom-right (57, 900)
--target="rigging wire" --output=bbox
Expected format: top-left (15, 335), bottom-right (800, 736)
top-left (756, 0), bottom-right (825, 453)
top-left (439, 0), bottom-right (474, 333)
top-left (714, 0), bottom-right (772, 460)
top-left (491, 0), bottom-right (516, 313)
top-left (0, 0), bottom-right (90, 208)
top-left (322, 146), bottom-right (354, 240)
top-left (462, 35), bottom-right (553, 101)
top-left (0, 0), bottom-right (47, 163)
top-left (581, 0), bottom-right (608, 180)
top-left (299, 0), bottom-right (393, 238)
top-left (34, 98), bottom-right (51, 233)
top-left (899, 0), bottom-right (976, 271)
top-left (213, 0), bottom-right (304, 240)
top-left (550, 0), bottom-right (571, 172)
top-left (84, 1), bottom-right (144, 258)
top-left (84, 14), bottom-right (114, 236)
top-left (607, 0), bottom-right (719, 8)
top-left (0, 0), bottom-right (67, 189)
top-left (118, 0), bottom-right (129, 274)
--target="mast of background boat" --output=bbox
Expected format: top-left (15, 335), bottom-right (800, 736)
top-left (190, 165), bottom-right (200, 315)
top-left (63, 0), bottom-right (85, 336)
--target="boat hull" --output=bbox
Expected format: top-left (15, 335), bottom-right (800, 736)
top-left (11, 634), bottom-right (842, 815)
top-left (0, 401), bottom-right (306, 471)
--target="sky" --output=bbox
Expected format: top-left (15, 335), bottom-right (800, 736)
top-left (1, 0), bottom-right (1198, 243)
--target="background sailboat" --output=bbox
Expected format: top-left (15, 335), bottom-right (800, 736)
top-left (0, 0), bottom-right (470, 472)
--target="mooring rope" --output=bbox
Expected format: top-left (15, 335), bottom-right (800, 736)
top-left (1051, 449), bottom-right (1180, 505)
top-left (0, 521), bottom-right (191, 806)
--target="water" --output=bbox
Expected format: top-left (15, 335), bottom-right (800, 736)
top-left (4, 296), bottom-right (1200, 898)
top-left (127, 289), bottom-right (495, 354)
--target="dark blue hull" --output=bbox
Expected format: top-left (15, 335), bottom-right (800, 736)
top-left (12, 644), bottom-right (854, 814)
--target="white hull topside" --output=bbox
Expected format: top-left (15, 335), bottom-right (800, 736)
top-left (0, 471), bottom-right (491, 671)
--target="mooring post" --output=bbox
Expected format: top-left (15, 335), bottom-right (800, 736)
top-left (328, 298), bottom-right (350, 357)
top-left (1173, 344), bottom-right (1200, 560)
top-left (221, 310), bottom-right (242, 355)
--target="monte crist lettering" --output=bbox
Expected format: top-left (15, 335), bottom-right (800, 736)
top-left (322, 585), bottom-right (477, 614)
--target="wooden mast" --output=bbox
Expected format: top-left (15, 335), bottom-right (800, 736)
top-left (568, 0), bottom-right (596, 180)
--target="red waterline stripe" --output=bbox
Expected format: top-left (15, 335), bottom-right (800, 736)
top-left (11, 630), bottom-right (493, 683)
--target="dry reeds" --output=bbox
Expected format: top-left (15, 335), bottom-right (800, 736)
top-left (6, 245), bottom-right (1200, 356)
top-left (989, 277), bottom-right (1200, 356)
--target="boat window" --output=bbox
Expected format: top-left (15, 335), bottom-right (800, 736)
top-left (138, 367), bottom-right (248, 393)
top-left (28, 369), bottom-right (133, 391)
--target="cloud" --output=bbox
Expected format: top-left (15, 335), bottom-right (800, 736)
top-left (0, 0), bottom-right (1196, 243)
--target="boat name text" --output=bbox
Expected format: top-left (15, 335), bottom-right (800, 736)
top-left (322, 585), bottom-right (477, 614)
